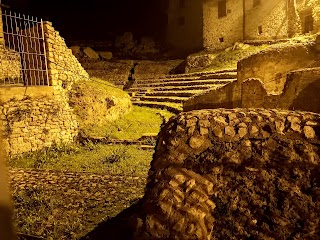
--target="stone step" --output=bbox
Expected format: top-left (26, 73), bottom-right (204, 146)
top-left (132, 96), bottom-right (189, 103)
top-left (132, 101), bottom-right (182, 114)
top-left (135, 73), bottom-right (237, 84)
top-left (144, 90), bottom-right (203, 97)
top-left (136, 69), bottom-right (237, 81)
top-left (128, 83), bottom-right (228, 93)
top-left (132, 79), bottom-right (236, 88)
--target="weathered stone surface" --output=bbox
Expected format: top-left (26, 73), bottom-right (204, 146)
top-left (135, 108), bottom-right (320, 240)
top-left (83, 47), bottom-right (99, 60)
top-left (98, 51), bottom-right (113, 60)
top-left (70, 45), bottom-right (81, 55)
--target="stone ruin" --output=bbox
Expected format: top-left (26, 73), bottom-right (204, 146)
top-left (131, 108), bottom-right (320, 239)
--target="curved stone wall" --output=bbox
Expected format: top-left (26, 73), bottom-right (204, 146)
top-left (237, 42), bottom-right (316, 95)
top-left (135, 108), bottom-right (320, 239)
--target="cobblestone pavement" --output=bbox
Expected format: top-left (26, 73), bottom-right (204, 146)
top-left (8, 168), bottom-right (147, 239)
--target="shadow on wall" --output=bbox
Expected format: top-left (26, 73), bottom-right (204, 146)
top-left (290, 78), bottom-right (320, 112)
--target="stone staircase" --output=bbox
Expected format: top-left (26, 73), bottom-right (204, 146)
top-left (126, 69), bottom-right (238, 113)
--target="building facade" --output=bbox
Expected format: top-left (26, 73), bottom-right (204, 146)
top-left (166, 0), bottom-right (319, 51)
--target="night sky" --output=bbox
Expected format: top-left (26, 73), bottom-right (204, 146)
top-left (5, 0), bottom-right (166, 41)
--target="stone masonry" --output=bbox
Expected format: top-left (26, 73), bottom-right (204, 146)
top-left (134, 108), bottom-right (320, 239)
top-left (43, 21), bottom-right (89, 89)
top-left (0, 95), bottom-right (78, 156)
top-left (0, 21), bottom-right (89, 155)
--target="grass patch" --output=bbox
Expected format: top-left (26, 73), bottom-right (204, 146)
top-left (84, 105), bottom-right (174, 139)
top-left (198, 45), bottom-right (269, 72)
top-left (9, 143), bottom-right (154, 177)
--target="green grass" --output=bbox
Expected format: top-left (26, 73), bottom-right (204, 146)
top-left (84, 105), bottom-right (174, 139)
top-left (200, 45), bottom-right (269, 72)
top-left (9, 143), bottom-right (154, 177)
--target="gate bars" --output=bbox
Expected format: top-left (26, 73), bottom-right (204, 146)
top-left (0, 8), bottom-right (49, 86)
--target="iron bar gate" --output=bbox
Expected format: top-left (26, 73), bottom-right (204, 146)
top-left (0, 8), bottom-right (49, 86)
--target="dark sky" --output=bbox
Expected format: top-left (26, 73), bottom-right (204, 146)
top-left (6, 0), bottom-right (166, 41)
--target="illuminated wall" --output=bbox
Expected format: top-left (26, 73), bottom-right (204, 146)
top-left (168, 0), bottom-right (317, 51)
top-left (298, 0), bottom-right (320, 33)
top-left (166, 0), bottom-right (203, 51)
top-left (203, 0), bottom-right (243, 50)
top-left (245, 0), bottom-right (289, 39)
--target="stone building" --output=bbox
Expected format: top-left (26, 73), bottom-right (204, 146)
top-left (166, 0), bottom-right (320, 51)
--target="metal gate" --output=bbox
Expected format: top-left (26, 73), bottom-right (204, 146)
top-left (0, 8), bottom-right (49, 86)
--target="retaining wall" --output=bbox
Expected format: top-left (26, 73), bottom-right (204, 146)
top-left (0, 21), bottom-right (90, 155)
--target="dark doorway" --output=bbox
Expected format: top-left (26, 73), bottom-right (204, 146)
top-left (303, 14), bottom-right (314, 33)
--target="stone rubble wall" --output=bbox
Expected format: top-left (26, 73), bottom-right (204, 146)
top-left (0, 93), bottom-right (78, 156)
top-left (43, 21), bottom-right (89, 89)
top-left (0, 47), bottom-right (21, 82)
top-left (0, 21), bottom-right (91, 155)
top-left (135, 108), bottom-right (320, 239)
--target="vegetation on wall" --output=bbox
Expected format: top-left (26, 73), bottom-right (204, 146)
top-left (68, 78), bottom-right (132, 137)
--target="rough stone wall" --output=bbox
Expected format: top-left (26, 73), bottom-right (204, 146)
top-left (0, 47), bottom-right (21, 82)
top-left (245, 0), bottom-right (289, 40)
top-left (43, 22), bottom-right (89, 89)
top-left (136, 108), bottom-right (320, 239)
top-left (237, 42), bottom-right (316, 94)
top-left (0, 89), bottom-right (78, 156)
top-left (166, 0), bottom-right (203, 51)
top-left (298, 0), bottom-right (320, 33)
top-left (0, 21), bottom-right (90, 156)
top-left (203, 0), bottom-right (243, 50)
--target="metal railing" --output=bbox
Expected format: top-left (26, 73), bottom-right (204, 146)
top-left (0, 8), bottom-right (49, 86)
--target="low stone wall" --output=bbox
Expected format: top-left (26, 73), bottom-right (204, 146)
top-left (0, 88), bottom-right (78, 156)
top-left (184, 81), bottom-right (241, 111)
top-left (237, 42), bottom-right (317, 95)
top-left (135, 108), bottom-right (320, 239)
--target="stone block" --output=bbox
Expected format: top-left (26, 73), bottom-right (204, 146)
top-left (83, 47), bottom-right (99, 60)
top-left (98, 51), bottom-right (113, 60)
